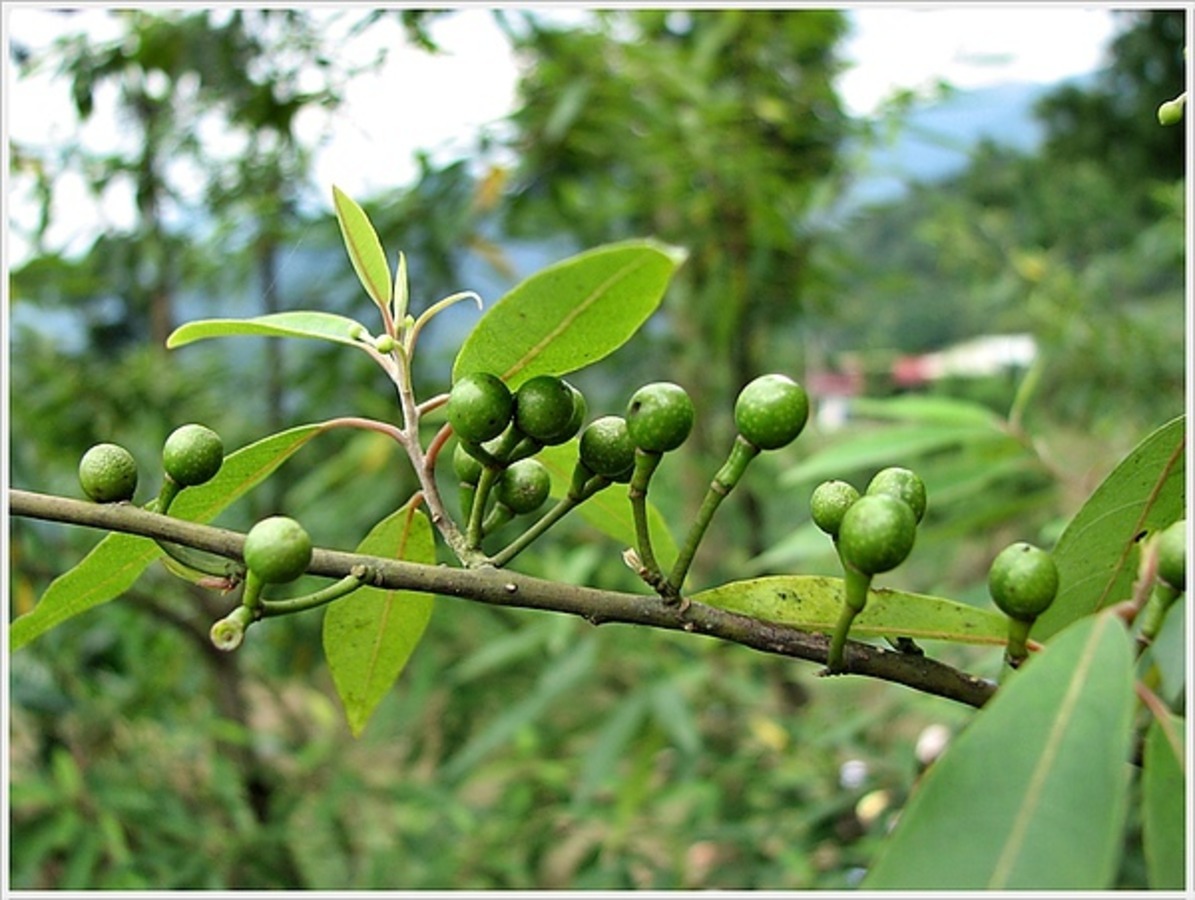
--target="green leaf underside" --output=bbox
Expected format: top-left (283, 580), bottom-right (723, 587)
top-left (535, 442), bottom-right (678, 572)
top-left (692, 574), bottom-right (1009, 645)
top-left (322, 500), bottom-right (436, 738)
top-left (863, 613), bottom-right (1135, 890)
top-left (332, 184), bottom-right (392, 312)
top-left (1141, 714), bottom-right (1186, 889)
top-left (166, 311), bottom-right (370, 350)
top-left (452, 239), bottom-right (686, 389)
top-left (1035, 415), bottom-right (1185, 640)
top-left (10, 424), bottom-right (327, 650)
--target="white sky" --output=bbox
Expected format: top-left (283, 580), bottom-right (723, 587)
top-left (3, 5), bottom-right (1124, 264)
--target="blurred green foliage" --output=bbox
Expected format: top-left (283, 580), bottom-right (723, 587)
top-left (7, 7), bottom-right (1184, 890)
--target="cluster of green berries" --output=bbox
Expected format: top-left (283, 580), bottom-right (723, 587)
top-left (445, 371), bottom-right (811, 568)
top-left (812, 467), bottom-right (925, 580)
top-left (78, 423), bottom-right (225, 508)
top-left (811, 467), bottom-right (926, 672)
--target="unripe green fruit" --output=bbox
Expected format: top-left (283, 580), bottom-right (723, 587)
top-left (452, 442), bottom-right (484, 485)
top-left (162, 423), bottom-right (224, 488)
top-left (810, 479), bottom-right (860, 538)
top-left (448, 373), bottom-right (513, 444)
top-left (837, 493), bottom-right (917, 576)
top-left (243, 516), bottom-right (313, 584)
top-left (514, 375), bottom-right (580, 444)
top-left (988, 541), bottom-right (1059, 622)
top-left (866, 466), bottom-right (927, 524)
top-left (579, 415), bottom-right (636, 479)
top-left (626, 382), bottom-right (695, 453)
top-left (1158, 97), bottom-right (1185, 126)
top-left (496, 458), bottom-right (551, 515)
top-left (734, 374), bottom-right (809, 451)
top-left (553, 383), bottom-right (588, 446)
top-left (78, 443), bottom-right (139, 503)
top-left (1155, 518), bottom-right (1186, 591)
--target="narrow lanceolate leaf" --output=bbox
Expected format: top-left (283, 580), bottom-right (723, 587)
top-left (323, 499), bottom-right (435, 738)
top-left (534, 442), bottom-right (677, 571)
top-left (1035, 415), bottom-right (1185, 640)
top-left (10, 424), bottom-right (327, 651)
top-left (332, 184), bottom-right (392, 314)
top-left (166, 311), bottom-right (371, 350)
top-left (692, 574), bottom-right (1009, 645)
top-left (452, 239), bottom-right (687, 389)
top-left (1142, 713), bottom-right (1186, 890)
top-left (863, 613), bottom-right (1135, 890)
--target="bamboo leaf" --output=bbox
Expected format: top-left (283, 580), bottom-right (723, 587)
top-left (166, 311), bottom-right (370, 350)
top-left (452, 240), bottom-right (686, 389)
top-left (692, 574), bottom-right (1010, 645)
top-left (862, 613), bottom-right (1135, 890)
top-left (332, 184), bottom-right (392, 314)
top-left (10, 424), bottom-right (327, 650)
top-left (1035, 415), bottom-right (1185, 640)
top-left (322, 499), bottom-right (436, 737)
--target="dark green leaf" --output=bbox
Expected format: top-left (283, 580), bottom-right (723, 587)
top-left (692, 574), bottom-right (1010, 645)
top-left (332, 184), bottom-right (392, 314)
top-left (452, 239), bottom-right (686, 388)
top-left (10, 424), bottom-right (326, 650)
top-left (1035, 415), bottom-right (1185, 640)
top-left (323, 498), bottom-right (436, 738)
top-left (166, 311), bottom-right (370, 350)
top-left (1142, 713), bottom-right (1186, 890)
top-left (863, 613), bottom-right (1135, 890)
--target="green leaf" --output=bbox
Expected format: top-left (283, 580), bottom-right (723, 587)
top-left (692, 574), bottom-right (1010, 645)
top-left (332, 184), bottom-right (392, 314)
top-left (862, 613), bottom-right (1135, 890)
top-left (322, 499), bottom-right (436, 738)
top-left (535, 442), bottom-right (677, 571)
top-left (780, 423), bottom-right (1010, 487)
top-left (10, 424), bottom-right (326, 651)
top-left (166, 311), bottom-right (370, 350)
top-left (452, 239), bottom-right (686, 388)
top-left (849, 393), bottom-right (1003, 426)
top-left (1035, 415), bottom-right (1185, 640)
top-left (1142, 713), bottom-right (1186, 890)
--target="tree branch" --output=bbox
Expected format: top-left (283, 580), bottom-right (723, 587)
top-left (8, 488), bottom-right (997, 709)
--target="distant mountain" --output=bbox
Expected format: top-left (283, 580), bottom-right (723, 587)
top-left (834, 75), bottom-right (1094, 214)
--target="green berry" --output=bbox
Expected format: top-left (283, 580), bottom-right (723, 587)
top-left (866, 467), bottom-right (927, 524)
top-left (734, 374), bottom-right (809, 450)
top-left (243, 516), bottom-right (313, 584)
top-left (579, 415), bottom-right (636, 479)
top-left (1155, 518), bottom-right (1186, 591)
top-left (555, 383), bottom-right (588, 446)
top-left (837, 493), bottom-right (917, 576)
top-left (495, 458), bottom-right (551, 515)
top-left (78, 443), bottom-right (139, 503)
top-left (988, 542), bottom-right (1059, 622)
top-left (514, 375), bottom-right (580, 444)
top-left (162, 423), bottom-right (224, 488)
top-left (453, 442), bottom-right (484, 485)
top-left (810, 479), bottom-right (860, 538)
top-left (448, 372), bottom-right (513, 444)
top-left (626, 382), bottom-right (695, 453)
top-left (1158, 97), bottom-right (1184, 126)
